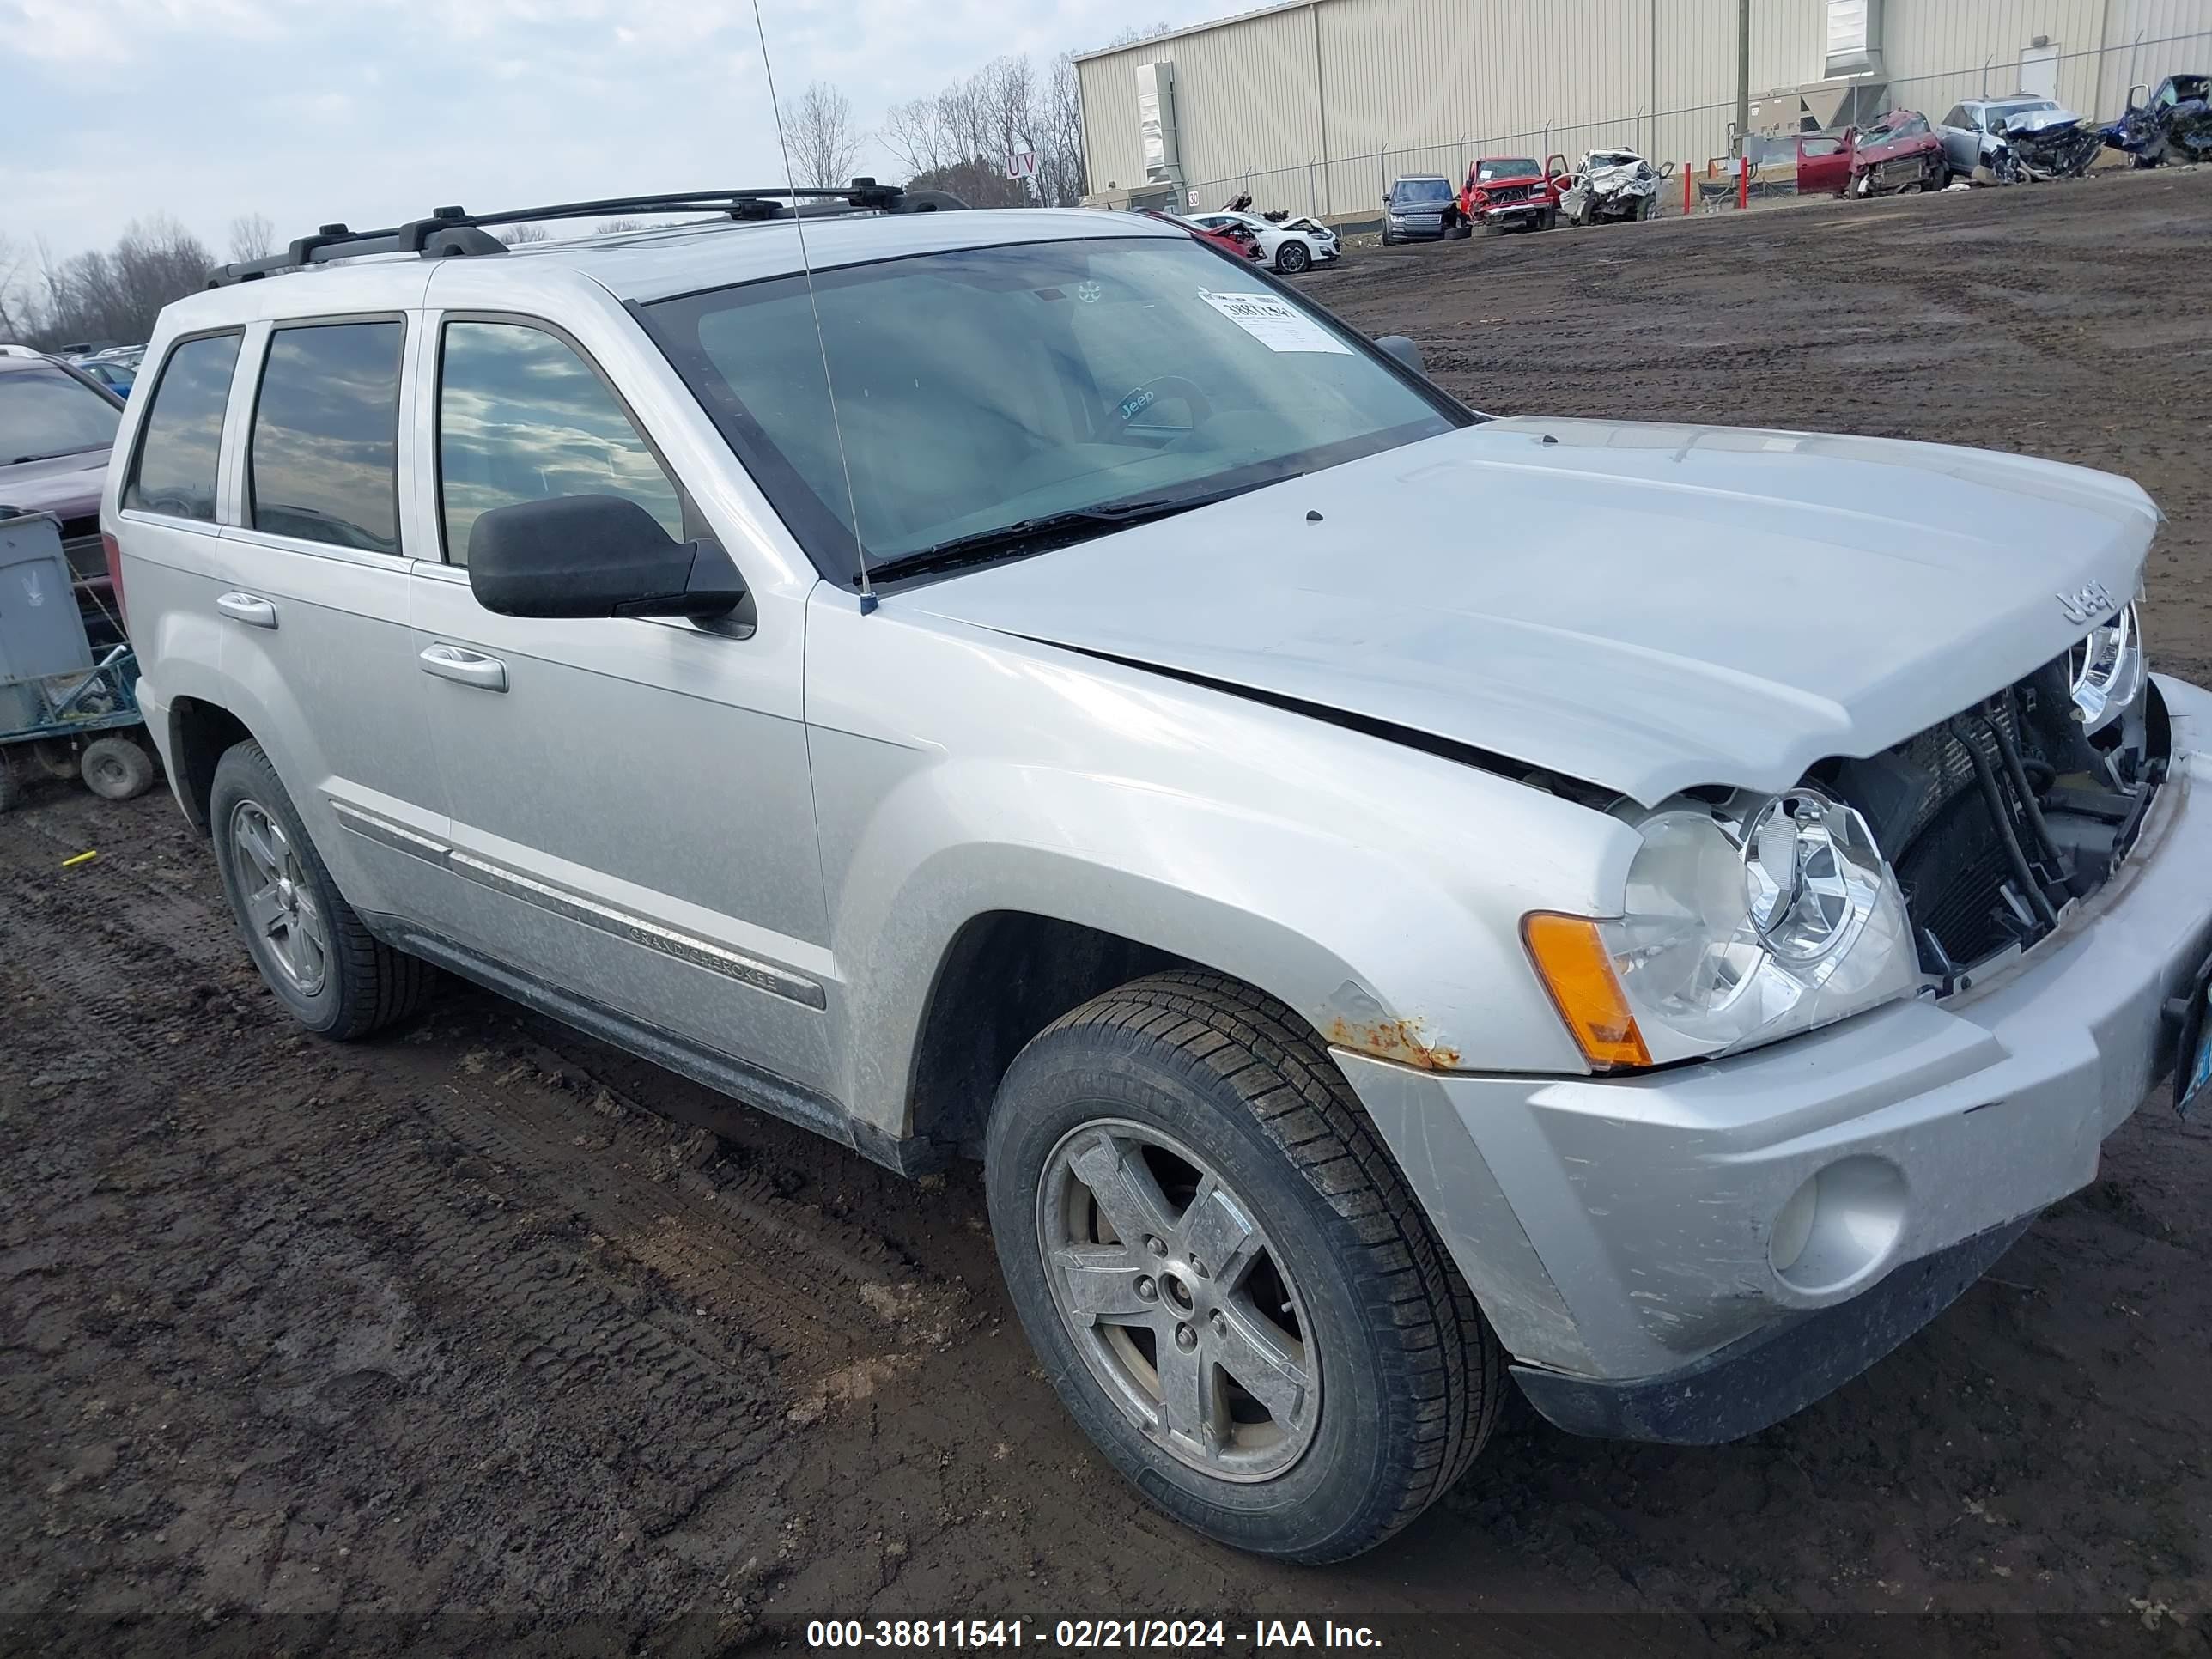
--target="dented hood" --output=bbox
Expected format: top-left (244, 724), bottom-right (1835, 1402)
top-left (899, 418), bottom-right (2158, 805)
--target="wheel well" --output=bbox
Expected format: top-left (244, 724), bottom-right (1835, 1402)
top-left (168, 696), bottom-right (252, 835)
top-left (907, 912), bottom-right (1188, 1159)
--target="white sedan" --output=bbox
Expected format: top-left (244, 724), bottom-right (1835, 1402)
top-left (1188, 210), bottom-right (1338, 275)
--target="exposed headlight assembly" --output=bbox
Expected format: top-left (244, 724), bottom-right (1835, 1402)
top-left (1526, 787), bottom-right (1919, 1069)
top-left (2069, 598), bottom-right (2145, 736)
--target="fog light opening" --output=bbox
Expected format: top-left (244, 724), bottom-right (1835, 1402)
top-left (1771, 1157), bottom-right (1906, 1296)
top-left (1770, 1179), bottom-right (1817, 1275)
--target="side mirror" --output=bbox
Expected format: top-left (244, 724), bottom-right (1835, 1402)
top-left (1375, 334), bottom-right (1425, 375)
top-left (467, 495), bottom-right (745, 620)
top-left (2128, 82), bottom-right (2148, 110)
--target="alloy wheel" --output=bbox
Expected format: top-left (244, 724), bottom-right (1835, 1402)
top-left (1036, 1118), bottom-right (1320, 1482)
top-left (229, 800), bottom-right (330, 996)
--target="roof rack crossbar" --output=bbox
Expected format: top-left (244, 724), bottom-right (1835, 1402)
top-left (205, 179), bottom-right (965, 287)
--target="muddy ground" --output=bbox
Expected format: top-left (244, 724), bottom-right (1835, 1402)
top-left (5, 171), bottom-right (2211, 1657)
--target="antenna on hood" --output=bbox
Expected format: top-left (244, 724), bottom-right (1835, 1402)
top-left (749, 0), bottom-right (876, 612)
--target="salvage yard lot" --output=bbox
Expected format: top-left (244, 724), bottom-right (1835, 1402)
top-left (5, 169), bottom-right (2210, 1655)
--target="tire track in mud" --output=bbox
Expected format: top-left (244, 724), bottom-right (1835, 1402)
top-left (2, 797), bottom-right (962, 1401)
top-left (411, 1033), bottom-right (968, 1367)
top-left (0, 799), bottom-right (241, 975)
top-left (1, 810), bottom-right (924, 1639)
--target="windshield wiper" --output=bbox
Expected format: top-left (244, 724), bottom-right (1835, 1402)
top-left (864, 477), bottom-right (1292, 586)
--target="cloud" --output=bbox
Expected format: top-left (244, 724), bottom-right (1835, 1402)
top-left (4, 0), bottom-right (1220, 262)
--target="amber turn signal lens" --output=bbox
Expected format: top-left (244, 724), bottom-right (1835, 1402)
top-left (1522, 913), bottom-right (1651, 1070)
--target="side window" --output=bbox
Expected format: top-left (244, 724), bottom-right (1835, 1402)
top-left (1940, 106), bottom-right (1966, 129)
top-left (436, 320), bottom-right (684, 564)
top-left (248, 320), bottom-right (404, 554)
top-left (123, 333), bottom-right (241, 522)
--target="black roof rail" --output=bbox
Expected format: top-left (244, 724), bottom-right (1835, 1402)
top-left (205, 179), bottom-right (967, 287)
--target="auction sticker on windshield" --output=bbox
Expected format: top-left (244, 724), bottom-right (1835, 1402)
top-left (1197, 289), bottom-right (1351, 354)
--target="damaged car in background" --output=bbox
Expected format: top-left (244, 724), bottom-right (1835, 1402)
top-left (2105, 74), bottom-right (2212, 167)
top-left (1559, 148), bottom-right (1671, 225)
top-left (1850, 108), bottom-right (1948, 193)
top-left (1940, 97), bottom-right (2103, 182)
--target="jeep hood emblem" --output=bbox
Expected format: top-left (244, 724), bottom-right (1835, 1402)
top-left (2057, 581), bottom-right (2118, 626)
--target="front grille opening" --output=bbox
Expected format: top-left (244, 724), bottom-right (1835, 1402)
top-left (1813, 652), bottom-right (2165, 991)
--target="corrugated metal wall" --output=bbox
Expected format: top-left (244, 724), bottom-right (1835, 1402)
top-left (1080, 5), bottom-right (1327, 201)
top-left (1075, 0), bottom-right (2212, 218)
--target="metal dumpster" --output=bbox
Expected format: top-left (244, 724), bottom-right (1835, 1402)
top-left (0, 507), bottom-right (155, 813)
top-left (0, 511), bottom-right (94, 730)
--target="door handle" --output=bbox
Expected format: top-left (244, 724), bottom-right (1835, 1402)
top-left (216, 592), bottom-right (278, 629)
top-left (419, 643), bottom-right (508, 693)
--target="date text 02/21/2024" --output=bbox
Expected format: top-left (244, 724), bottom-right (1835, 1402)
top-left (804, 1620), bottom-right (1384, 1650)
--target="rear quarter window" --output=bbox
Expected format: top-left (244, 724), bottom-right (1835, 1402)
top-left (124, 333), bottom-right (242, 522)
top-left (247, 319), bottom-right (404, 554)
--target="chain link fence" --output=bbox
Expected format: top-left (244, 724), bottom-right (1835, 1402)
top-left (1179, 27), bottom-right (2212, 226)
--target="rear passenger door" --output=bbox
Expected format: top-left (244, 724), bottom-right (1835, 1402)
top-left (114, 330), bottom-right (247, 694)
top-left (216, 311), bottom-right (456, 927)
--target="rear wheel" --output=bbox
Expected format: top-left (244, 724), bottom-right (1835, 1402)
top-left (985, 971), bottom-right (1499, 1562)
top-left (209, 741), bottom-right (432, 1039)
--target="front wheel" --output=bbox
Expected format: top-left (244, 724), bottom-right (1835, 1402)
top-left (1274, 240), bottom-right (1311, 275)
top-left (985, 972), bottom-right (1499, 1562)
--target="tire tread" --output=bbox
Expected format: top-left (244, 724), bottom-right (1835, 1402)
top-left (1034, 969), bottom-right (1499, 1555)
top-left (213, 742), bottom-right (432, 1041)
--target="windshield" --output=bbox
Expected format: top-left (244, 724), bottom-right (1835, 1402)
top-left (0, 366), bottom-right (120, 465)
top-left (1990, 100), bottom-right (2057, 125)
top-left (1391, 179), bottom-right (1452, 204)
top-left (1477, 159), bottom-right (1539, 180)
top-left (647, 236), bottom-right (1462, 586)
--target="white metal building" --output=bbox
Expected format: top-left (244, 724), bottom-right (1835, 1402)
top-left (1074, 0), bottom-right (2212, 219)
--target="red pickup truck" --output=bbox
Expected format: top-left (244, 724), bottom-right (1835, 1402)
top-left (1460, 154), bottom-right (1571, 232)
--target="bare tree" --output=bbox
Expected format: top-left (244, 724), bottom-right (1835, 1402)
top-left (781, 82), bottom-right (860, 189)
top-left (978, 55), bottom-right (1038, 191)
top-left (3, 216), bottom-right (216, 349)
top-left (884, 51), bottom-right (1092, 209)
top-left (1040, 53), bottom-right (1088, 206)
top-left (0, 235), bottom-right (30, 343)
top-left (495, 224), bottom-right (551, 246)
top-left (228, 213), bottom-right (277, 264)
top-left (1103, 22), bottom-right (1173, 49)
top-left (880, 95), bottom-right (953, 178)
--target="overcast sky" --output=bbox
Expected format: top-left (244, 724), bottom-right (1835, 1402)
top-left (7, 0), bottom-right (1213, 264)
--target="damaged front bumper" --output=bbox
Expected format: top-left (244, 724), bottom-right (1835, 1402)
top-left (1340, 674), bottom-right (2212, 1443)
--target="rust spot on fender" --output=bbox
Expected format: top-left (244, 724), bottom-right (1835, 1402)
top-left (1327, 1015), bottom-right (1462, 1072)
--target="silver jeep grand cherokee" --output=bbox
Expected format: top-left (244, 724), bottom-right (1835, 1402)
top-left (107, 185), bottom-right (2212, 1563)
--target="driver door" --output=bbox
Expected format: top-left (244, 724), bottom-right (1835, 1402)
top-left (408, 312), bottom-right (834, 1097)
